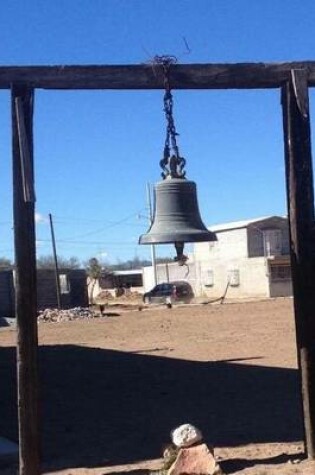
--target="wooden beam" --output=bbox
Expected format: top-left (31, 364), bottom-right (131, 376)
top-left (12, 85), bottom-right (40, 475)
top-left (15, 97), bottom-right (36, 203)
top-left (1, 61), bottom-right (315, 90)
top-left (282, 70), bottom-right (315, 459)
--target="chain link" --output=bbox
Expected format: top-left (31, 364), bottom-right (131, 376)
top-left (152, 56), bottom-right (186, 180)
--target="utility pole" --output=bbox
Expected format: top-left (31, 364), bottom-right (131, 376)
top-left (146, 183), bottom-right (157, 286)
top-left (49, 213), bottom-right (61, 309)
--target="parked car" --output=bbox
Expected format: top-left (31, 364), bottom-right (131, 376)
top-left (143, 281), bottom-right (194, 306)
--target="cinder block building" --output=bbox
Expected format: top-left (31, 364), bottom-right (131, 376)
top-left (0, 268), bottom-right (88, 317)
top-left (193, 216), bottom-right (292, 299)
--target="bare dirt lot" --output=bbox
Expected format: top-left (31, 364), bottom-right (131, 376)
top-left (1, 298), bottom-right (315, 474)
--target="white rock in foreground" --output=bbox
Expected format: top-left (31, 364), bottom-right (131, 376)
top-left (171, 424), bottom-right (203, 448)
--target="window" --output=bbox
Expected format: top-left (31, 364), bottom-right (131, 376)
top-left (228, 269), bottom-right (240, 286)
top-left (59, 274), bottom-right (70, 294)
top-left (270, 265), bottom-right (291, 281)
top-left (263, 229), bottom-right (282, 256)
top-left (204, 269), bottom-right (214, 287)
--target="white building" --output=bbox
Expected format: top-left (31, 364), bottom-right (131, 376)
top-left (193, 216), bottom-right (292, 299)
top-left (142, 216), bottom-right (292, 300)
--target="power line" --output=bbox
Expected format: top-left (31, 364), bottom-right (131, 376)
top-left (36, 238), bottom-right (139, 246)
top-left (48, 210), bottom-right (147, 240)
top-left (52, 211), bottom-right (145, 224)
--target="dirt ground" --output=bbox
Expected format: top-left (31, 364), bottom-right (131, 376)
top-left (1, 297), bottom-right (315, 475)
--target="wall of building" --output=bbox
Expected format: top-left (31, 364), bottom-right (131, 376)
top-left (67, 270), bottom-right (89, 308)
top-left (196, 256), bottom-right (270, 299)
top-left (269, 280), bottom-right (292, 298)
top-left (0, 269), bottom-right (88, 315)
top-left (194, 227), bottom-right (271, 299)
top-left (37, 269), bottom-right (88, 309)
top-left (194, 228), bottom-right (248, 262)
top-left (193, 218), bottom-right (292, 300)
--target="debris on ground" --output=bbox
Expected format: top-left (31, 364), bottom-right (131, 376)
top-left (96, 289), bottom-right (142, 302)
top-left (38, 307), bottom-right (98, 323)
top-left (119, 290), bottom-right (142, 300)
top-left (96, 290), bottom-right (114, 300)
top-left (38, 288), bottom-right (145, 324)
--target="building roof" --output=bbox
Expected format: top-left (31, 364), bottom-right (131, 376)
top-left (208, 215), bottom-right (287, 233)
top-left (113, 269), bottom-right (143, 276)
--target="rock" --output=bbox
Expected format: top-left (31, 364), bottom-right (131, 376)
top-left (167, 443), bottom-right (221, 475)
top-left (163, 444), bottom-right (180, 470)
top-left (171, 424), bottom-right (203, 448)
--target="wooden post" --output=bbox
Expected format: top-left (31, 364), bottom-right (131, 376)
top-left (282, 69), bottom-right (315, 458)
top-left (12, 85), bottom-right (40, 474)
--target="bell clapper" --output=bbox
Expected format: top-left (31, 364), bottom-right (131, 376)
top-left (174, 242), bottom-right (188, 266)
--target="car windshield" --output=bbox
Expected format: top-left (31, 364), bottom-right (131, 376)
top-left (150, 282), bottom-right (191, 293)
top-left (152, 284), bottom-right (164, 291)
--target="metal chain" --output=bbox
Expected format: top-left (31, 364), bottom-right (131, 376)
top-left (152, 56), bottom-right (186, 180)
top-left (162, 60), bottom-right (179, 159)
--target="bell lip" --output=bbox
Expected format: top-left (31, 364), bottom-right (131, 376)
top-left (139, 230), bottom-right (217, 245)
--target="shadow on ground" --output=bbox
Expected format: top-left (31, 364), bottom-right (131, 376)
top-left (0, 345), bottom-right (303, 471)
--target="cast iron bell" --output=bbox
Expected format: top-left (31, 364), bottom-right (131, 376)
top-left (139, 178), bottom-right (216, 248)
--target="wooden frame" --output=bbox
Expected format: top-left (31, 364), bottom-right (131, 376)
top-left (7, 62), bottom-right (315, 474)
top-left (3, 61), bottom-right (315, 89)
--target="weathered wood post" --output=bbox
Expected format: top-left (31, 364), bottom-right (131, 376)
top-left (12, 85), bottom-right (40, 475)
top-left (282, 69), bottom-right (315, 458)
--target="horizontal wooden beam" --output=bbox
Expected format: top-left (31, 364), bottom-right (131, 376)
top-left (2, 61), bottom-right (315, 90)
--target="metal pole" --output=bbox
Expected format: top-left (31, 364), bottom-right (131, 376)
top-left (146, 183), bottom-right (157, 286)
top-left (165, 262), bottom-right (170, 283)
top-left (49, 213), bottom-right (61, 309)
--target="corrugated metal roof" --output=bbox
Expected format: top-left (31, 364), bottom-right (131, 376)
top-left (208, 215), bottom-right (286, 233)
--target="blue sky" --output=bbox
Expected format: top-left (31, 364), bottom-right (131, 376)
top-left (1, 0), bottom-right (315, 264)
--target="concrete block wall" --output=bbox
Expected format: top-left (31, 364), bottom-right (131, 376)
top-left (197, 257), bottom-right (270, 300)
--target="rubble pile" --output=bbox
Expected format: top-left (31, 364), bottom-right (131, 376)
top-left (38, 307), bottom-right (97, 323)
top-left (116, 290), bottom-right (142, 301)
top-left (96, 289), bottom-right (142, 303)
top-left (96, 290), bottom-right (114, 300)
